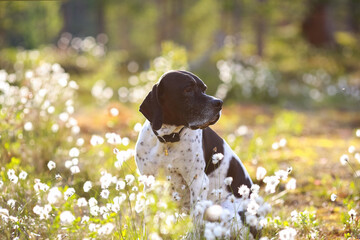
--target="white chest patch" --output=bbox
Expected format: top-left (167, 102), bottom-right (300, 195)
top-left (135, 121), bottom-right (210, 210)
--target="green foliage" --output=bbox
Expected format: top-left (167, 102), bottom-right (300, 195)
top-left (0, 2), bottom-right (62, 48)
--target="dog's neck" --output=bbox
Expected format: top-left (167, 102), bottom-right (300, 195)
top-left (155, 124), bottom-right (185, 136)
top-left (152, 124), bottom-right (187, 143)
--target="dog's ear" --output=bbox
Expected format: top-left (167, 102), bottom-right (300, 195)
top-left (139, 83), bottom-right (163, 130)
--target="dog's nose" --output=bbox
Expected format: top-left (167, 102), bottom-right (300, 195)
top-left (212, 99), bottom-right (223, 109)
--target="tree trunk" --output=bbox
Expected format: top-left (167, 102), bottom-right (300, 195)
top-left (255, 0), bottom-right (265, 57)
top-left (301, 2), bottom-right (335, 47)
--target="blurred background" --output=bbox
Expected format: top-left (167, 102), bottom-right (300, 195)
top-left (1, 0), bottom-right (360, 109)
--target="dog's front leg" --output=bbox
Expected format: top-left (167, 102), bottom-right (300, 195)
top-left (188, 172), bottom-right (209, 207)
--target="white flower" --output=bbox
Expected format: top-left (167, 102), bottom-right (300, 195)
top-left (76, 138), bottom-right (85, 146)
top-left (64, 188), bottom-right (76, 200)
top-left (70, 165), bottom-right (80, 174)
top-left (340, 154), bottom-right (349, 165)
top-left (116, 180), bottom-right (125, 190)
top-left (129, 193), bottom-right (136, 201)
top-left (238, 185), bottom-right (250, 198)
top-left (60, 211), bottom-right (75, 225)
top-left (83, 181), bottom-right (92, 192)
top-left (258, 217), bottom-right (268, 229)
top-left (19, 171), bottom-right (27, 180)
top-left (59, 112), bottom-right (69, 122)
top-left (7, 170), bottom-right (18, 184)
top-left (69, 147), bottom-right (80, 157)
top-left (355, 153), bottom-right (360, 163)
top-left (33, 205), bottom-right (50, 220)
top-left (121, 137), bottom-right (130, 146)
top-left (34, 180), bottom-right (49, 192)
top-left (90, 205), bottom-right (99, 216)
top-left (247, 200), bottom-right (259, 215)
top-left (33, 205), bottom-right (51, 220)
top-left (257, 202), bottom-right (271, 217)
top-left (100, 172), bottom-right (113, 189)
top-left (65, 160), bottom-right (73, 168)
top-left (9, 175), bottom-right (18, 184)
top-left (0, 181), bottom-right (3, 189)
top-left (113, 148), bottom-right (119, 154)
top-left (278, 227), bottom-right (297, 240)
top-left (89, 197), bottom-right (98, 207)
top-left (98, 222), bottom-right (115, 235)
top-left (330, 193), bottom-right (337, 201)
top-left (99, 206), bottom-right (109, 217)
top-left (138, 175), bottom-right (155, 188)
top-left (279, 138), bottom-right (287, 147)
top-left (81, 215), bottom-right (89, 224)
top-left (356, 129), bottom-right (360, 137)
top-left (224, 177), bottom-right (233, 186)
top-left (24, 122), bottom-right (33, 131)
top-left (204, 227), bottom-right (215, 240)
top-left (125, 174), bottom-right (135, 185)
top-left (263, 176), bottom-right (280, 194)
top-left (213, 225), bottom-right (223, 238)
top-left (246, 214), bottom-right (257, 226)
top-left (90, 135), bottom-right (104, 146)
top-left (166, 175), bottom-right (171, 181)
top-left (285, 178), bottom-right (296, 190)
top-left (47, 160), bottom-right (56, 170)
top-left (290, 210), bottom-right (298, 221)
top-left (47, 187), bottom-right (62, 204)
top-left (89, 223), bottom-right (97, 231)
top-left (72, 158), bottom-right (78, 165)
top-left (100, 189), bottom-right (110, 199)
top-left (256, 167), bottom-right (267, 180)
top-left (51, 124), bottom-right (59, 133)
top-left (77, 197), bottom-right (87, 207)
top-left (251, 184), bottom-right (260, 194)
top-left (275, 170), bottom-right (288, 181)
top-left (212, 153), bottom-right (224, 165)
top-left (348, 209), bottom-right (357, 219)
top-left (134, 123), bottom-right (142, 132)
top-left (106, 132), bottom-right (121, 145)
top-left (135, 198), bottom-right (146, 213)
top-left (272, 142), bottom-right (279, 150)
top-left (110, 108), bottom-right (119, 117)
top-left (348, 145), bottom-right (356, 154)
top-left (7, 199), bottom-right (15, 209)
top-left (113, 195), bottom-right (125, 207)
top-left (7, 169), bottom-right (15, 177)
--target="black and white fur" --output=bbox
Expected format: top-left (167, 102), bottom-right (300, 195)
top-left (135, 70), bottom-right (253, 212)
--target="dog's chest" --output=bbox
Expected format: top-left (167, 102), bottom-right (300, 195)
top-left (135, 122), bottom-right (205, 177)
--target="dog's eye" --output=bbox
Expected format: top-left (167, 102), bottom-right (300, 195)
top-left (184, 87), bottom-right (193, 93)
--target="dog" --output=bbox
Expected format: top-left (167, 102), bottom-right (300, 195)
top-left (135, 70), bottom-right (253, 212)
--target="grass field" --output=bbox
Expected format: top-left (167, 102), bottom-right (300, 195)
top-left (0, 50), bottom-right (359, 239)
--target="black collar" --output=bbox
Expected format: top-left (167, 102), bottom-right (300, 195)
top-left (153, 127), bottom-right (186, 143)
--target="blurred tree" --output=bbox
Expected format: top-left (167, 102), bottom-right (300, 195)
top-left (301, 0), bottom-right (335, 47)
top-left (347, 0), bottom-right (360, 33)
top-left (0, 2), bottom-right (62, 48)
top-left (105, 0), bottom-right (158, 60)
top-left (61, 0), bottom-right (101, 37)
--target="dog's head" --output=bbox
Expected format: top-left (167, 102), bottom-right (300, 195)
top-left (140, 70), bottom-right (223, 131)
